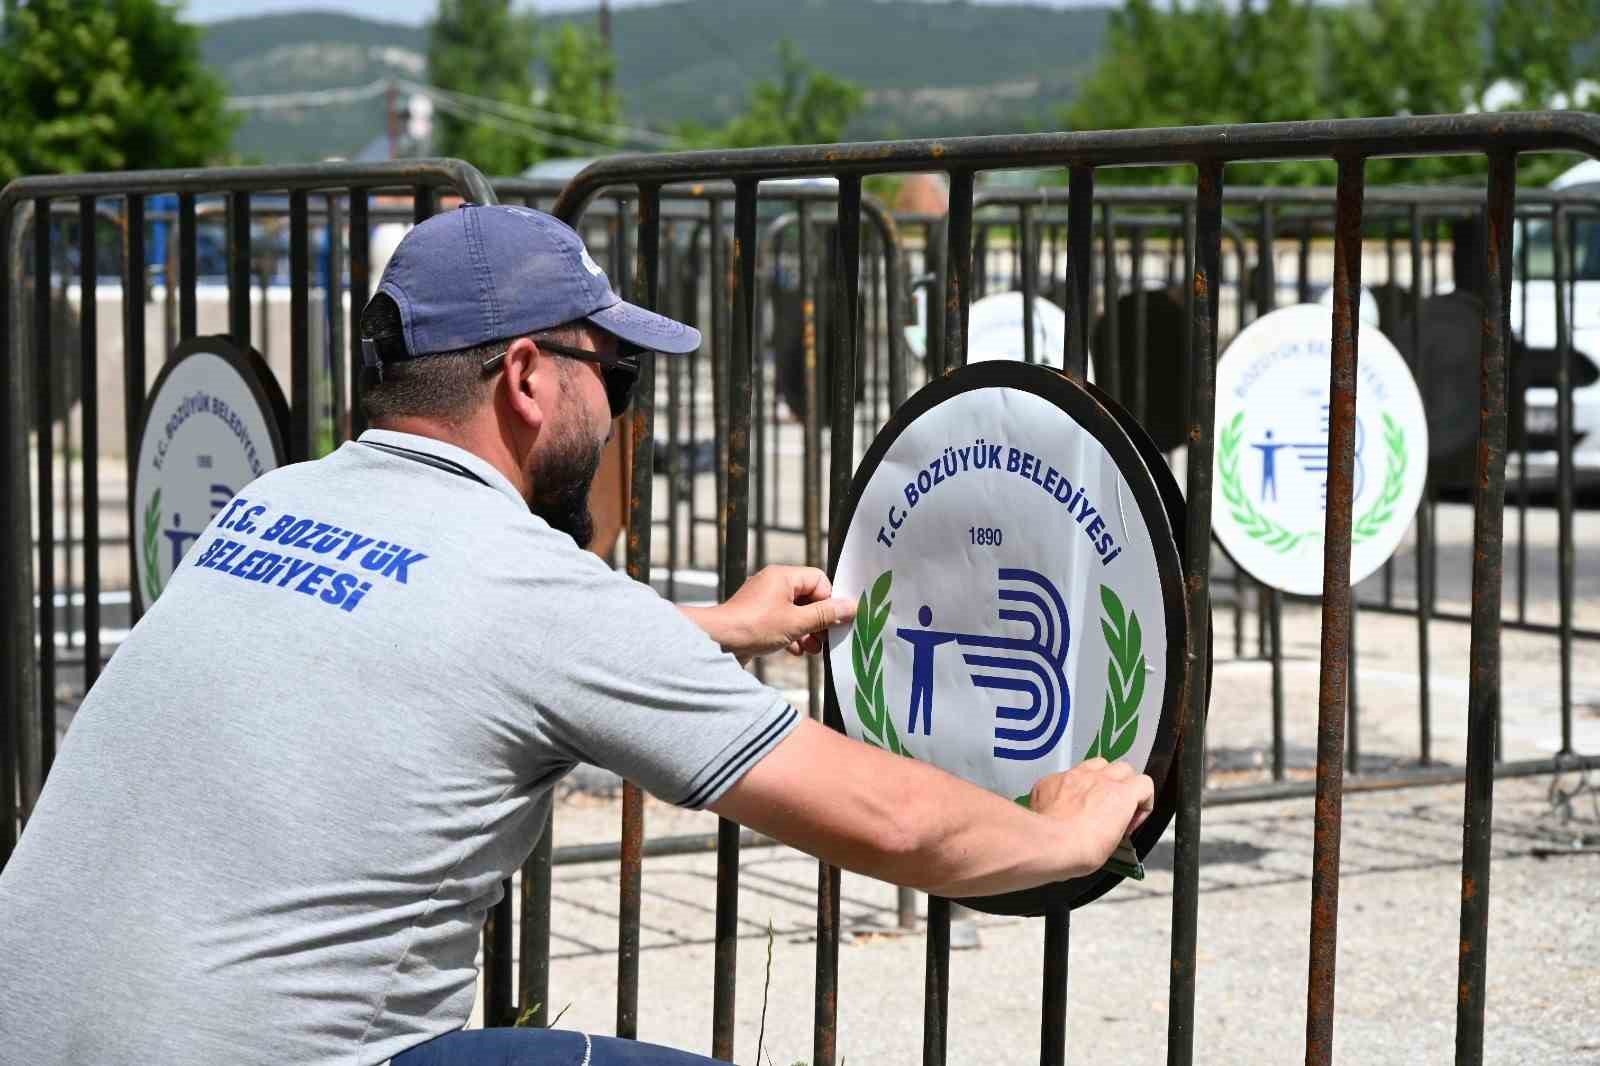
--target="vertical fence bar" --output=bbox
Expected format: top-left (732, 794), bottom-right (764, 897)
top-left (1553, 205), bottom-right (1574, 753)
top-left (123, 197), bottom-right (146, 627)
top-left (1132, 227), bottom-right (1148, 425)
top-left (327, 194), bottom-right (347, 446)
top-left (413, 184), bottom-right (434, 225)
top-left (78, 198), bottom-right (101, 686)
top-left (227, 191), bottom-right (250, 346)
top-left (348, 191), bottom-right (370, 438)
top-left (709, 198), bottom-right (728, 565)
top-left (922, 895), bottom-right (951, 1066)
top-left (519, 807), bottom-right (553, 1028)
top-left (1064, 165), bottom-right (1093, 382)
top-left (289, 190), bottom-right (311, 461)
top-left (0, 202), bottom-right (18, 857)
top-left (33, 198), bottom-right (56, 788)
top-left (1020, 203), bottom-right (1036, 364)
top-left (1408, 204), bottom-right (1432, 764)
top-left (1167, 159), bottom-right (1223, 1066)
top-left (1258, 202), bottom-right (1286, 781)
top-left (1101, 202), bottom-right (1120, 402)
top-left (710, 179), bottom-right (759, 1063)
top-left (1346, 601), bottom-right (1360, 774)
top-left (616, 183), bottom-right (661, 1042)
top-left (1455, 152), bottom-right (1515, 1066)
top-left (1304, 156), bottom-right (1365, 1066)
top-left (178, 193), bottom-right (197, 341)
top-left (484, 889), bottom-right (513, 1026)
top-left (944, 172), bottom-right (975, 372)
top-left (1040, 901), bottom-right (1071, 1066)
top-left (1514, 218), bottom-right (1530, 624)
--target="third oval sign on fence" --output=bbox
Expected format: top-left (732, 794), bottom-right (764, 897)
top-left (1212, 304), bottom-right (1430, 597)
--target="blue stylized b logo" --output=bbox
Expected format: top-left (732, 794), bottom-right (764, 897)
top-left (894, 568), bottom-right (1071, 762)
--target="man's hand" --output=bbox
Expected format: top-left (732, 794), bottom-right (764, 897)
top-left (1028, 758), bottom-right (1155, 875)
top-left (682, 565), bottom-right (856, 662)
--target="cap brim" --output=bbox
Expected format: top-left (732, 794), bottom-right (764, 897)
top-left (586, 300), bottom-right (701, 355)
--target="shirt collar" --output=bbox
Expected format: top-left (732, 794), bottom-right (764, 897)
top-left (355, 428), bottom-right (528, 511)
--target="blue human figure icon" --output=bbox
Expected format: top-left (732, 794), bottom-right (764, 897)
top-left (896, 605), bottom-right (958, 736)
top-left (1251, 429), bottom-right (1288, 502)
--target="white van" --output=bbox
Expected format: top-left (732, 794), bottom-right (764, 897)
top-left (1510, 159), bottom-right (1600, 486)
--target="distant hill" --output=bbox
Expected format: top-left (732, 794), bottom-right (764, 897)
top-left (201, 0), bottom-right (1111, 165)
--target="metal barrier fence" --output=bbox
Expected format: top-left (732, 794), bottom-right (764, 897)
top-left (538, 111), bottom-right (1600, 1066)
top-left (952, 184), bottom-right (1600, 789)
top-left (5, 115), bottom-right (1600, 1064)
top-left (1, 160), bottom-right (497, 853)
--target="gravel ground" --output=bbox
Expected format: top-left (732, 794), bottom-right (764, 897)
top-left (509, 774), bottom-right (1599, 1066)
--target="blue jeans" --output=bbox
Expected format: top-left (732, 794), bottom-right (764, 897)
top-left (393, 1028), bottom-right (725, 1065)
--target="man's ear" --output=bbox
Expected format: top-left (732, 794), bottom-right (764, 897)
top-left (498, 336), bottom-right (546, 434)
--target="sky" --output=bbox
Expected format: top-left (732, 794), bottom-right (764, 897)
top-left (183, 0), bottom-right (1115, 25)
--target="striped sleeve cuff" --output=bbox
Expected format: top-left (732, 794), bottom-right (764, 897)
top-left (675, 702), bottom-right (801, 810)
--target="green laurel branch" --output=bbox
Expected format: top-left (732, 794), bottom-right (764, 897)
top-left (1350, 413), bottom-right (1407, 544)
top-left (142, 489), bottom-right (162, 604)
top-left (1084, 584), bottom-right (1145, 762)
top-left (852, 569), bottom-right (912, 758)
top-left (1218, 411), bottom-right (1316, 554)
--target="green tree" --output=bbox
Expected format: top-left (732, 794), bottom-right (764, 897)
top-left (1487, 0), bottom-right (1600, 109)
top-left (427, 0), bottom-right (540, 175)
top-left (0, 0), bottom-right (234, 181)
top-left (537, 23), bottom-right (621, 160)
top-left (1326, 0), bottom-right (1485, 182)
top-left (684, 38), bottom-right (864, 149)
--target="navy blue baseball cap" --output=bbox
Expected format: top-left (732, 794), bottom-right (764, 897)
top-left (363, 204), bottom-right (700, 367)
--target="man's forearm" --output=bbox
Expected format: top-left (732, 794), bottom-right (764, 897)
top-left (678, 604), bottom-right (749, 661)
top-left (713, 719), bottom-right (1101, 898)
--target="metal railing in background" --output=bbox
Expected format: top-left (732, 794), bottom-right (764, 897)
top-left (2, 160), bottom-right (497, 860)
top-left (539, 112), bottom-right (1600, 1066)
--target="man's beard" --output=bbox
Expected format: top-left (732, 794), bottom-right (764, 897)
top-left (529, 419), bottom-right (605, 547)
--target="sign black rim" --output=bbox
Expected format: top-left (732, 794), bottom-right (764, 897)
top-left (824, 361), bottom-right (1189, 917)
top-left (131, 335), bottom-right (290, 615)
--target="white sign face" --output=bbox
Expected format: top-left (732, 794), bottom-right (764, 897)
top-left (133, 338), bottom-right (286, 609)
top-left (827, 366), bottom-right (1181, 803)
top-left (966, 291), bottom-right (1067, 365)
top-left (1213, 304), bottom-right (1430, 596)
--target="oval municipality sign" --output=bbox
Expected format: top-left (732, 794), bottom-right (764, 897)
top-left (826, 361), bottom-right (1188, 914)
top-left (133, 336), bottom-right (288, 610)
top-left (1212, 304), bottom-right (1429, 597)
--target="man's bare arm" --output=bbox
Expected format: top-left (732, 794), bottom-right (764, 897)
top-left (710, 718), bottom-right (1154, 899)
top-left (681, 565), bottom-right (855, 661)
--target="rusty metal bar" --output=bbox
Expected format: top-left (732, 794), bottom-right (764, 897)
top-left (178, 192), bottom-right (196, 341)
top-left (1041, 901), bottom-right (1071, 1066)
top-left (1409, 203), bottom-right (1433, 764)
top-left (1554, 205), bottom-right (1574, 753)
top-left (326, 193), bottom-right (347, 447)
top-left (520, 807), bottom-right (553, 1027)
top-left (348, 191), bottom-right (371, 439)
top-left (710, 179), bottom-right (759, 1063)
top-left (1064, 165), bottom-right (1093, 381)
top-left (78, 197), bottom-right (101, 686)
top-left (944, 172), bottom-right (975, 373)
top-left (1101, 202), bottom-right (1121, 402)
top-left (227, 190), bottom-right (250, 345)
top-left (289, 190), bottom-right (311, 461)
top-left (922, 895), bottom-right (951, 1066)
top-left (0, 199), bottom-right (17, 856)
top-left (1131, 225), bottom-right (1148, 425)
top-left (709, 197), bottom-right (728, 566)
top-left (32, 198), bottom-right (55, 790)
top-left (1455, 152), bottom-right (1516, 1066)
top-left (1020, 201), bottom-right (1036, 364)
top-left (617, 183), bottom-right (661, 1042)
top-left (1257, 201), bottom-right (1287, 781)
top-left (123, 196), bottom-right (146, 629)
top-left (1304, 156), bottom-right (1365, 1066)
top-left (1168, 159), bottom-right (1223, 1066)
top-left (485, 889), bottom-right (512, 1026)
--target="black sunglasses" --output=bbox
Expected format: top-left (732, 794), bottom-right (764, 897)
top-left (482, 334), bottom-right (641, 419)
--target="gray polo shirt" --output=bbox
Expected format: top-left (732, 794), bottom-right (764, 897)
top-left (0, 429), bottom-right (797, 1066)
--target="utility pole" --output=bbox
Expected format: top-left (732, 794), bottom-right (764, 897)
top-left (598, 0), bottom-right (611, 50)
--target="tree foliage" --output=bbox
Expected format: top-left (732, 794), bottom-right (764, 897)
top-left (682, 39), bottom-right (864, 149)
top-left (0, 0), bottom-right (235, 181)
top-left (1066, 0), bottom-right (1598, 186)
top-left (427, 0), bottom-right (540, 175)
top-left (427, 3), bottom-right (622, 173)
